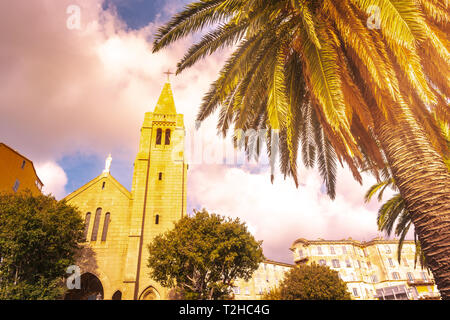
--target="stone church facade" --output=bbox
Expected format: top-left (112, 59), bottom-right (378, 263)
top-left (64, 82), bottom-right (187, 300)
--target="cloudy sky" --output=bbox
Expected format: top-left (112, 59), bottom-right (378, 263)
top-left (0, 0), bottom-right (404, 263)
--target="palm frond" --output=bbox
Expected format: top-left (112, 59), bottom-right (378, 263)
top-left (153, 0), bottom-right (239, 52)
top-left (294, 24), bottom-right (348, 131)
top-left (351, 0), bottom-right (427, 47)
top-left (377, 193), bottom-right (405, 235)
top-left (312, 108), bottom-right (338, 199)
top-left (364, 178), bottom-right (394, 202)
top-left (266, 44), bottom-right (290, 130)
top-left (177, 21), bottom-right (249, 74)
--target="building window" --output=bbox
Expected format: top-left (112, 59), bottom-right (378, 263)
top-left (112, 291), bottom-right (122, 300)
top-left (165, 129), bottom-right (171, 145)
top-left (317, 246), bottom-right (323, 255)
top-left (342, 246), bottom-right (347, 254)
top-left (101, 213), bottom-right (110, 241)
top-left (367, 261), bottom-right (372, 269)
top-left (12, 179), bottom-right (20, 192)
top-left (385, 245), bottom-right (391, 254)
top-left (357, 260), bottom-right (361, 268)
top-left (35, 180), bottom-right (43, 190)
top-left (332, 259), bottom-right (340, 268)
top-left (345, 259), bottom-right (351, 268)
top-left (319, 259), bottom-right (327, 266)
top-left (91, 208), bottom-right (102, 241)
top-left (155, 214), bottom-right (160, 225)
top-left (402, 257), bottom-right (409, 267)
top-left (330, 246), bottom-right (336, 255)
top-left (407, 272), bottom-right (414, 282)
top-left (84, 212), bottom-right (91, 241)
top-left (233, 287), bottom-right (240, 295)
top-left (156, 128), bottom-right (162, 145)
top-left (421, 272), bottom-right (428, 281)
top-left (245, 287), bottom-right (250, 296)
top-left (388, 258), bottom-right (394, 267)
top-left (102, 182), bottom-right (106, 190)
top-left (352, 288), bottom-right (359, 297)
top-left (158, 172), bottom-right (163, 181)
top-left (297, 249), bottom-right (304, 258)
top-left (392, 272), bottom-right (400, 280)
top-left (371, 275), bottom-right (378, 283)
top-left (21, 160), bottom-right (26, 169)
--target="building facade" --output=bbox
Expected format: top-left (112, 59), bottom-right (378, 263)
top-left (232, 260), bottom-right (294, 300)
top-left (0, 143), bottom-right (43, 195)
top-left (63, 82), bottom-right (188, 300)
top-left (290, 237), bottom-right (440, 300)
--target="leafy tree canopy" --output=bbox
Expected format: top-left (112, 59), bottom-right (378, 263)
top-left (147, 209), bottom-right (264, 300)
top-left (0, 192), bottom-right (84, 299)
top-left (264, 263), bottom-right (351, 300)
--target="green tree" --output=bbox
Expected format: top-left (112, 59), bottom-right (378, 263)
top-left (152, 0), bottom-right (450, 298)
top-left (0, 192), bottom-right (85, 300)
top-left (263, 263), bottom-right (351, 300)
top-left (147, 209), bottom-right (264, 300)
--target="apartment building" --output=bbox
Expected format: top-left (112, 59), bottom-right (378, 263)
top-left (290, 237), bottom-right (440, 300)
top-left (232, 260), bottom-right (294, 300)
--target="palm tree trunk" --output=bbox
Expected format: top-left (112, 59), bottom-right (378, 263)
top-left (373, 111), bottom-right (450, 299)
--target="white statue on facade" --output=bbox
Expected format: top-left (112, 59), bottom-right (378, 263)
top-left (103, 154), bottom-right (112, 173)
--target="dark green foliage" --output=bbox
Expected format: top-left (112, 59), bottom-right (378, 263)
top-left (0, 192), bottom-right (84, 299)
top-left (264, 263), bottom-right (351, 300)
top-left (147, 209), bottom-right (264, 300)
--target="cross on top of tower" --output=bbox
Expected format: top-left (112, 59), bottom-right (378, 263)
top-left (163, 69), bottom-right (174, 82)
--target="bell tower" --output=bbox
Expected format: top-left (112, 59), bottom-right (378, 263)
top-left (123, 80), bottom-right (188, 300)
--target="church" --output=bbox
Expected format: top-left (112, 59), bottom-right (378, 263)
top-left (64, 80), bottom-right (188, 300)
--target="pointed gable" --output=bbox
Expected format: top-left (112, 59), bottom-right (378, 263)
top-left (154, 82), bottom-right (176, 114)
top-left (63, 173), bottom-right (131, 203)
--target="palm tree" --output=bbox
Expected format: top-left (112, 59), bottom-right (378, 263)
top-left (152, 0), bottom-right (450, 298)
top-left (365, 117), bottom-right (449, 270)
top-left (365, 176), bottom-right (428, 269)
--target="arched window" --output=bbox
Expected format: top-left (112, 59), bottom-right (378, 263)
top-left (101, 213), bottom-right (110, 241)
top-left (158, 172), bottom-right (163, 181)
top-left (165, 129), bottom-right (171, 145)
top-left (91, 208), bottom-right (102, 241)
top-left (156, 128), bottom-right (162, 145)
top-left (84, 212), bottom-right (91, 241)
top-left (112, 290), bottom-right (122, 300)
top-left (155, 214), bottom-right (160, 225)
top-left (139, 286), bottom-right (160, 300)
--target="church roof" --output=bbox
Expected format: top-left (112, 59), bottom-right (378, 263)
top-left (63, 172), bottom-right (131, 202)
top-left (154, 82), bottom-right (176, 114)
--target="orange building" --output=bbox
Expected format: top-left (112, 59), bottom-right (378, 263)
top-left (0, 143), bottom-right (43, 195)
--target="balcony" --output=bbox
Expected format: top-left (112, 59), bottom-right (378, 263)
top-left (294, 256), bottom-right (309, 265)
top-left (418, 292), bottom-right (441, 300)
top-left (407, 279), bottom-right (434, 286)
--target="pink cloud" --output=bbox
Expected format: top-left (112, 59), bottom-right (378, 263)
top-left (187, 163), bottom-right (392, 262)
top-left (35, 161), bottom-right (68, 199)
